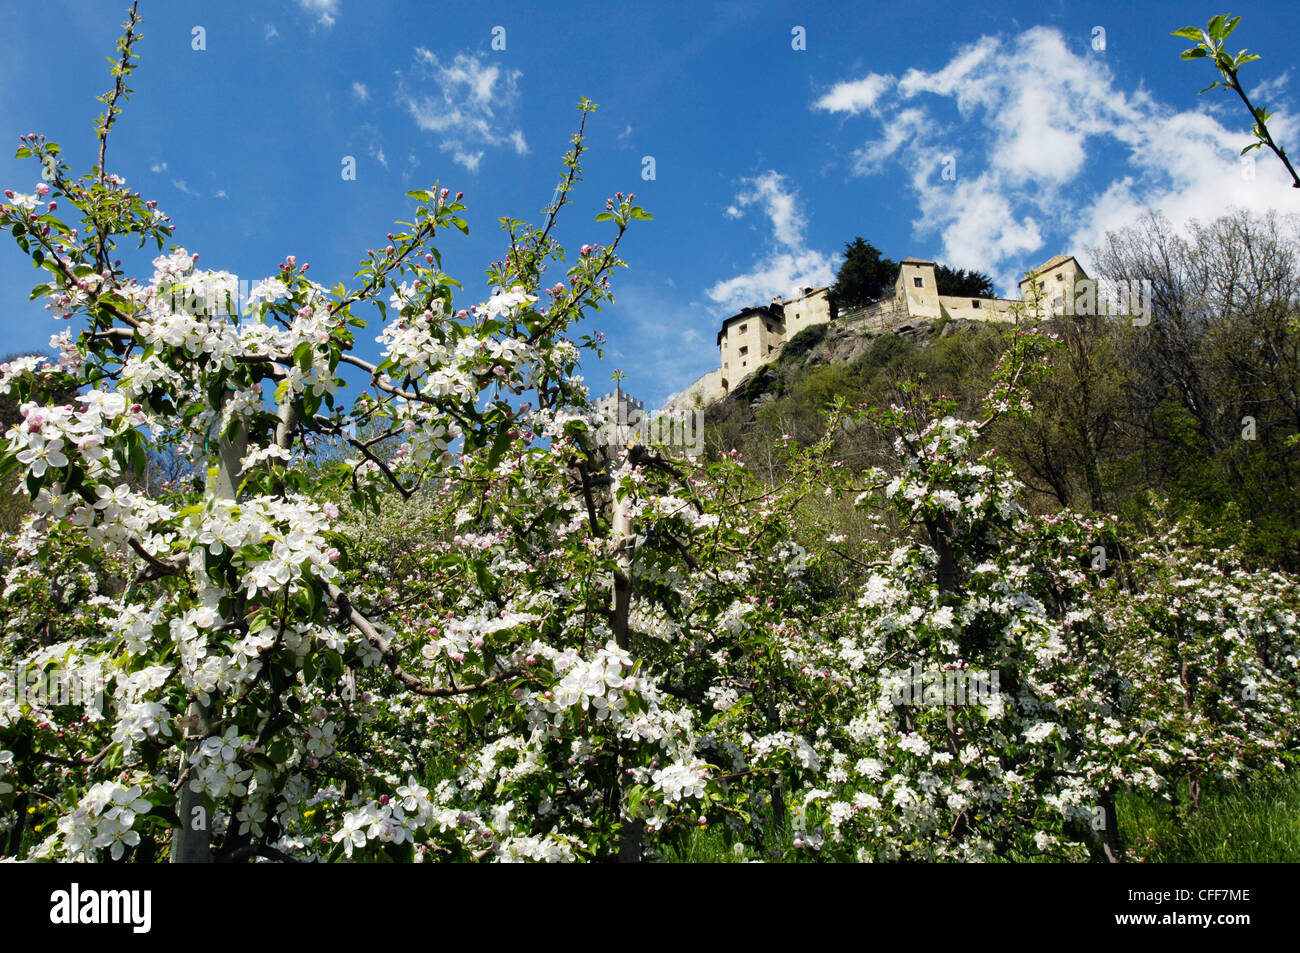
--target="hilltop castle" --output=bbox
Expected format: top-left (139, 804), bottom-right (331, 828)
top-left (668, 254), bottom-right (1087, 409)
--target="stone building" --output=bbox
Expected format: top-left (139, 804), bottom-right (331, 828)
top-left (666, 254), bottom-right (1085, 409)
top-left (1016, 254), bottom-right (1088, 317)
top-left (593, 387), bottom-right (645, 429)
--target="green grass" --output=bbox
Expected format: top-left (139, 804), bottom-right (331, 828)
top-left (659, 820), bottom-right (802, 863)
top-left (1118, 772), bottom-right (1300, 862)
top-left (660, 773), bottom-right (1300, 862)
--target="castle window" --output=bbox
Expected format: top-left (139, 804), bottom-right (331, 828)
top-left (1053, 296), bottom-right (1064, 309)
top-left (767, 345), bottom-right (774, 353)
top-left (739, 346), bottom-right (748, 356)
top-left (913, 277), bottom-right (923, 288)
top-left (972, 299), bottom-right (981, 308)
top-left (739, 324), bottom-right (747, 334)
top-left (1055, 273), bottom-right (1063, 281)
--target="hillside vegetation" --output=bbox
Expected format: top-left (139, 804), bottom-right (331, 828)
top-left (706, 208), bottom-right (1300, 572)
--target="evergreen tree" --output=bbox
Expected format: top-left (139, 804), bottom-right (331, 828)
top-left (831, 237), bottom-right (899, 309)
top-left (934, 264), bottom-right (995, 298)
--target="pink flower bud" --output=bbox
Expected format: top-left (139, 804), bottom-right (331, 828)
top-left (286, 255), bottom-right (296, 266)
top-left (440, 188), bottom-right (449, 199)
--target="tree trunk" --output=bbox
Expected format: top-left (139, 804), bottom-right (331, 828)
top-left (171, 425), bottom-right (246, 863)
top-left (610, 453), bottom-right (643, 862)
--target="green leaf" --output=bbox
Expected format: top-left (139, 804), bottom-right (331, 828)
top-left (1171, 26), bottom-right (1204, 40)
top-left (1181, 48), bottom-right (1209, 59)
top-left (626, 783), bottom-right (647, 817)
top-left (1207, 15), bottom-right (1227, 42)
top-left (485, 422), bottom-right (514, 473)
top-left (267, 738), bottom-right (292, 763)
top-left (594, 212), bottom-right (614, 223)
top-left (629, 206), bottom-right (653, 220)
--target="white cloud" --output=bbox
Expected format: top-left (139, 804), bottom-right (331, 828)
top-left (439, 143), bottom-right (482, 172)
top-left (297, 0), bottom-right (339, 29)
top-left (617, 124), bottom-right (633, 145)
top-left (813, 26), bottom-right (1300, 288)
top-left (910, 165), bottom-right (1043, 291)
top-left (850, 108), bottom-right (925, 176)
top-left (358, 122), bottom-right (388, 168)
top-left (399, 50), bottom-right (527, 172)
top-left (1248, 69), bottom-right (1290, 105)
top-left (150, 160), bottom-right (167, 173)
top-left (727, 170), bottom-right (806, 247)
top-left (706, 171), bottom-right (837, 312)
top-left (896, 36), bottom-right (998, 103)
top-left (401, 153), bottom-right (421, 184)
top-left (352, 82), bottom-right (369, 102)
top-left (214, 189), bottom-right (228, 199)
top-left (171, 179), bottom-right (198, 197)
top-left (264, 24), bottom-right (279, 41)
top-left (814, 73), bottom-right (894, 116)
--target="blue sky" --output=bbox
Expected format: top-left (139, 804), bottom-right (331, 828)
top-left (2, 0), bottom-right (1298, 407)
